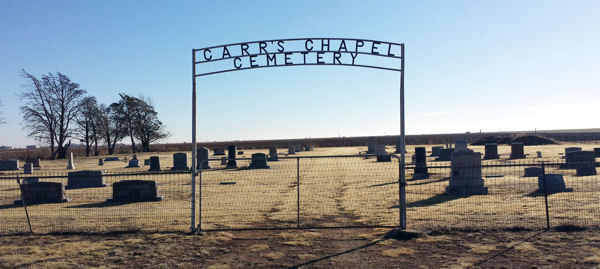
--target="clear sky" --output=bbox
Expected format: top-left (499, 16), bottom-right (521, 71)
top-left (1, 0), bottom-right (599, 147)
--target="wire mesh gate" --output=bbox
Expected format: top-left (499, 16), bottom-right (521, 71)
top-left (198, 155), bottom-right (402, 231)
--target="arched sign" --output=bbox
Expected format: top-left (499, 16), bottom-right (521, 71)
top-left (191, 38), bottom-right (406, 232)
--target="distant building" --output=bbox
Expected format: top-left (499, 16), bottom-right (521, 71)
top-left (26, 145), bottom-right (37, 149)
top-left (0, 146), bottom-right (12, 150)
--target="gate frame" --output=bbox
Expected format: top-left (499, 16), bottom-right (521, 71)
top-left (191, 38), bottom-right (405, 233)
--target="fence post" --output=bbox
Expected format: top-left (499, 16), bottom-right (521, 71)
top-left (297, 157), bottom-right (300, 229)
top-left (399, 157), bottom-right (407, 229)
top-left (16, 176), bottom-right (33, 234)
top-left (541, 162), bottom-right (550, 230)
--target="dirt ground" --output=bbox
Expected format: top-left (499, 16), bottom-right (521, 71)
top-left (1, 227), bottom-right (600, 268)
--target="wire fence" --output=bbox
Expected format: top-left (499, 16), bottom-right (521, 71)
top-left (0, 154), bottom-right (599, 234)
top-left (0, 169), bottom-right (191, 235)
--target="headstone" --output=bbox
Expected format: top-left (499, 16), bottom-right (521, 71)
top-left (127, 159), bottom-right (140, 168)
top-left (226, 145), bottom-right (237, 169)
top-left (483, 143), bottom-right (499, 160)
top-left (169, 152), bottom-right (188, 170)
top-left (144, 159), bottom-right (150, 165)
top-left (367, 137), bottom-right (376, 154)
top-left (576, 166), bottom-right (597, 176)
top-left (537, 174), bottom-right (573, 193)
top-left (104, 156), bottom-right (119, 161)
top-left (213, 149), bottom-right (226, 155)
top-left (303, 145), bottom-right (311, 151)
top-left (436, 148), bottom-right (455, 161)
top-left (510, 142), bottom-right (525, 159)
top-left (0, 159), bottom-right (19, 171)
top-left (413, 147), bottom-right (428, 179)
top-left (238, 151), bottom-right (244, 155)
top-left (375, 145), bottom-right (391, 162)
top-left (149, 156), bottom-right (161, 171)
top-left (22, 177), bottom-right (39, 184)
top-left (430, 146), bottom-right (443, 157)
top-left (196, 148), bottom-right (211, 170)
top-left (221, 157), bottom-right (227, 165)
top-left (249, 153), bottom-right (270, 169)
top-left (563, 151), bottom-right (595, 169)
top-left (565, 147), bottom-right (582, 155)
top-left (23, 163), bottom-right (33, 174)
top-left (25, 157), bottom-right (41, 169)
top-left (295, 144), bottom-right (303, 152)
top-left (268, 147), bottom-right (279, 161)
top-left (66, 170), bottom-right (106, 189)
top-left (536, 151), bottom-right (542, 158)
top-left (309, 145), bottom-right (314, 151)
top-left (14, 182), bottom-right (69, 205)
top-left (66, 152), bottom-right (75, 170)
top-left (108, 180), bottom-right (162, 202)
top-left (288, 145), bottom-right (296, 155)
top-left (455, 139), bottom-right (468, 152)
top-left (374, 145), bottom-right (387, 156)
top-left (594, 148), bottom-right (600, 157)
top-left (98, 158), bottom-right (104, 166)
top-left (524, 167), bottom-right (543, 177)
top-left (446, 151), bottom-right (488, 195)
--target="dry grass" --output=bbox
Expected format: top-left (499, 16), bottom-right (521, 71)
top-left (0, 228), bottom-right (600, 268)
top-left (380, 247), bottom-right (417, 257)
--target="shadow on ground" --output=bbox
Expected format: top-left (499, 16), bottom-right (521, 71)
top-left (390, 193), bottom-right (467, 209)
top-left (64, 200), bottom-right (158, 208)
top-left (289, 228), bottom-right (418, 268)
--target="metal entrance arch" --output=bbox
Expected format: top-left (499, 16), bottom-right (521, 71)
top-left (191, 38), bottom-right (406, 233)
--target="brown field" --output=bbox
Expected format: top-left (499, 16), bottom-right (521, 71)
top-left (1, 143), bottom-right (599, 267)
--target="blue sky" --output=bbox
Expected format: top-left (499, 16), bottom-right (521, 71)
top-left (1, 0), bottom-right (599, 147)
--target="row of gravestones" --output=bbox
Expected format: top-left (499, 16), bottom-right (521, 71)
top-left (287, 144), bottom-right (314, 155)
top-left (14, 171), bottom-right (162, 205)
top-left (110, 145), bottom-right (304, 172)
top-left (0, 158), bottom-right (42, 172)
top-left (409, 141), bottom-right (597, 195)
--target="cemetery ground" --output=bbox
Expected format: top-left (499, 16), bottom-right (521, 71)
top-left (2, 227), bottom-right (600, 267)
top-left (1, 143), bottom-right (599, 267)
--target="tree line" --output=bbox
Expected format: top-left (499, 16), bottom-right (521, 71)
top-left (19, 70), bottom-right (169, 159)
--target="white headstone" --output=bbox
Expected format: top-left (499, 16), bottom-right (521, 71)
top-left (446, 151), bottom-right (488, 195)
top-left (66, 152), bottom-right (75, 170)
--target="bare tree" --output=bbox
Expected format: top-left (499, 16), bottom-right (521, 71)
top-left (74, 96), bottom-right (101, 156)
top-left (19, 70), bottom-right (86, 159)
top-left (97, 103), bottom-right (126, 155)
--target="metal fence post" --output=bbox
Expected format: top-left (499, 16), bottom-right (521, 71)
top-left (541, 162), bottom-right (550, 230)
top-left (16, 176), bottom-right (33, 234)
top-left (297, 157), bottom-right (300, 229)
top-left (191, 48), bottom-right (198, 234)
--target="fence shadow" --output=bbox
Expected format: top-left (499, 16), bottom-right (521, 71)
top-left (64, 200), bottom-right (158, 208)
top-left (389, 193), bottom-right (466, 209)
top-left (289, 229), bottom-right (416, 268)
top-left (0, 203), bottom-right (21, 210)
